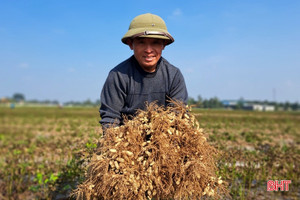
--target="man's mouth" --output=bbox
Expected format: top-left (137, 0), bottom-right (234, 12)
top-left (144, 56), bottom-right (155, 62)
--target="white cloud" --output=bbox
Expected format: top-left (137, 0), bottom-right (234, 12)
top-left (284, 80), bottom-right (294, 88)
top-left (204, 55), bottom-right (228, 69)
top-left (19, 63), bottom-right (29, 69)
top-left (21, 76), bottom-right (32, 81)
top-left (67, 67), bottom-right (76, 72)
top-left (172, 8), bottom-right (182, 17)
top-left (184, 67), bottom-right (194, 73)
top-left (86, 62), bottom-right (95, 68)
top-left (169, 8), bottom-right (183, 19)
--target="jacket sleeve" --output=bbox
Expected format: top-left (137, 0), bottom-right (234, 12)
top-left (168, 69), bottom-right (188, 104)
top-left (99, 70), bottom-right (127, 129)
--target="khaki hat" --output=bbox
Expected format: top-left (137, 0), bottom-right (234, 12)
top-left (122, 13), bottom-right (174, 45)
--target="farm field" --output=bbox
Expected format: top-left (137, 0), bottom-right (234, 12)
top-left (0, 106), bottom-right (299, 199)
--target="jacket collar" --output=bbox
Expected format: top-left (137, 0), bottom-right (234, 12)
top-left (131, 55), bottom-right (162, 78)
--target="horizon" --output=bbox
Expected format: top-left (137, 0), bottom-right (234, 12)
top-left (2, 92), bottom-right (299, 104)
top-left (1, 0), bottom-right (299, 103)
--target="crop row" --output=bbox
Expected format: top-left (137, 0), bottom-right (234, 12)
top-left (0, 107), bottom-right (299, 199)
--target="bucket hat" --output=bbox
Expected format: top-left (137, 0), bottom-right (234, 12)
top-left (122, 13), bottom-right (174, 45)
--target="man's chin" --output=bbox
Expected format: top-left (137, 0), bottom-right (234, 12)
top-left (141, 62), bottom-right (155, 67)
top-left (140, 64), bottom-right (156, 72)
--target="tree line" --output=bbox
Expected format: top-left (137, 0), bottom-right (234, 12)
top-left (2, 93), bottom-right (299, 111)
top-left (1, 93), bottom-right (100, 107)
top-left (187, 96), bottom-right (300, 111)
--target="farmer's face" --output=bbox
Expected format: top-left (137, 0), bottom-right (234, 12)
top-left (128, 38), bottom-right (165, 73)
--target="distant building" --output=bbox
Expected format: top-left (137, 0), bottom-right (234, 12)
top-left (263, 105), bottom-right (275, 111)
top-left (244, 104), bottom-right (275, 111)
top-left (222, 100), bottom-right (275, 111)
top-left (221, 100), bottom-right (238, 107)
top-left (243, 104), bottom-right (261, 111)
top-left (0, 97), bottom-right (9, 103)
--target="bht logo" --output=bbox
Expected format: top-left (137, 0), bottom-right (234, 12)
top-left (267, 180), bottom-right (291, 191)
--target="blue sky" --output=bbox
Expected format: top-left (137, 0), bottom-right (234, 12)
top-left (1, 0), bottom-right (299, 103)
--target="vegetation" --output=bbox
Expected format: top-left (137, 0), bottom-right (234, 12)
top-left (1, 93), bottom-right (100, 107)
top-left (1, 93), bottom-right (299, 110)
top-left (0, 106), bottom-right (299, 199)
top-left (75, 102), bottom-right (227, 199)
top-left (187, 96), bottom-right (300, 111)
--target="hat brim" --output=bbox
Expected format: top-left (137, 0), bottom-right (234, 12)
top-left (122, 27), bottom-right (174, 45)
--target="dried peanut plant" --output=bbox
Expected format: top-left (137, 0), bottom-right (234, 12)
top-left (74, 101), bottom-right (228, 200)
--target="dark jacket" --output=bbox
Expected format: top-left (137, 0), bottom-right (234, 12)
top-left (99, 55), bottom-right (188, 128)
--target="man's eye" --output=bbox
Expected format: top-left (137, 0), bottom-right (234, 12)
top-left (137, 40), bottom-right (145, 44)
top-left (153, 40), bottom-right (163, 45)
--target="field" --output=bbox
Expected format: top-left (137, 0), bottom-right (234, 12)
top-left (0, 106), bottom-right (299, 199)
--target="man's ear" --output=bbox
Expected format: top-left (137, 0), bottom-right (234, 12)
top-left (127, 39), bottom-right (134, 50)
top-left (162, 41), bottom-right (168, 50)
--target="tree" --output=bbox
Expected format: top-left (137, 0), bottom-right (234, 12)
top-left (236, 97), bottom-right (245, 110)
top-left (187, 97), bottom-right (197, 106)
top-left (83, 99), bottom-right (93, 106)
top-left (196, 95), bottom-right (203, 108)
top-left (291, 102), bottom-right (299, 111)
top-left (95, 99), bottom-right (101, 106)
top-left (207, 97), bottom-right (222, 108)
top-left (12, 93), bottom-right (25, 102)
top-left (203, 99), bottom-right (209, 108)
top-left (284, 101), bottom-right (291, 111)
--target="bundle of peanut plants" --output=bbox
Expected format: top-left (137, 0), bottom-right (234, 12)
top-left (74, 101), bottom-right (227, 200)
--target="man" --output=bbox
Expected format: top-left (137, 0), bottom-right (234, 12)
top-left (100, 13), bottom-right (188, 131)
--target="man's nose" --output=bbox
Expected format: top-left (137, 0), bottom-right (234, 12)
top-left (144, 44), bottom-right (153, 52)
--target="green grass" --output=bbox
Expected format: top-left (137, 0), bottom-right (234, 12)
top-left (0, 107), bottom-right (299, 199)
